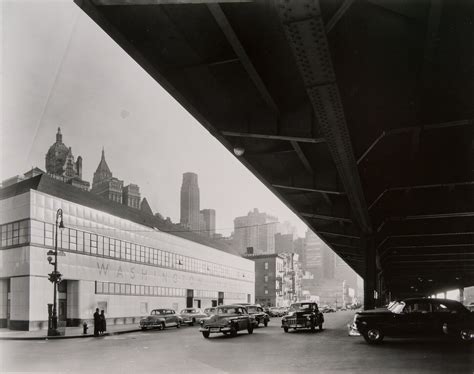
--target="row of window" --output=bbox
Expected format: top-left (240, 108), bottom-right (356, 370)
top-left (96, 281), bottom-right (186, 297)
top-left (0, 221), bottom-right (29, 247)
top-left (0, 219), bottom-right (253, 282)
top-left (95, 281), bottom-right (247, 301)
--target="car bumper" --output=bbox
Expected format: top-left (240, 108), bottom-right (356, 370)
top-left (199, 326), bottom-right (232, 334)
top-left (282, 320), bottom-right (314, 329)
top-left (347, 323), bottom-right (361, 336)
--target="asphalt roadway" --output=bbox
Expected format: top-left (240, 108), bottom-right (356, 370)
top-left (1, 311), bottom-right (473, 373)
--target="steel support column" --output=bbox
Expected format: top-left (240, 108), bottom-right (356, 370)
top-left (364, 237), bottom-right (377, 310)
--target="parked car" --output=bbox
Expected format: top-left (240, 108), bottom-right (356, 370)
top-left (179, 308), bottom-right (208, 326)
top-left (139, 309), bottom-right (182, 330)
top-left (281, 302), bottom-right (324, 333)
top-left (203, 307), bottom-right (217, 316)
top-left (349, 298), bottom-right (474, 344)
top-left (199, 304), bottom-right (255, 338)
top-left (246, 304), bottom-right (270, 327)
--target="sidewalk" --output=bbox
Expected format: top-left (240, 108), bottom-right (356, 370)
top-left (0, 323), bottom-right (142, 340)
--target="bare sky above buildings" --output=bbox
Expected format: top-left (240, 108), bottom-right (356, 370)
top-left (1, 0), bottom-right (310, 237)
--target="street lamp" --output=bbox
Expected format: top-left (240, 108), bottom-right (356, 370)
top-left (47, 209), bottom-right (65, 337)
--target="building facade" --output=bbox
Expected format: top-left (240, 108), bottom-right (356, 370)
top-left (122, 184), bottom-right (140, 209)
top-left (180, 172), bottom-right (200, 231)
top-left (44, 128), bottom-right (90, 190)
top-left (233, 209), bottom-right (278, 255)
top-left (243, 254), bottom-right (284, 307)
top-left (199, 209), bottom-right (216, 237)
top-left (0, 175), bottom-right (254, 330)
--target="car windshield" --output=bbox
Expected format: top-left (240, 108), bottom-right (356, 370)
top-left (247, 307), bottom-right (259, 313)
top-left (290, 303), bottom-right (315, 311)
top-left (216, 307), bottom-right (240, 315)
top-left (180, 309), bottom-right (195, 313)
top-left (388, 301), bottom-right (405, 314)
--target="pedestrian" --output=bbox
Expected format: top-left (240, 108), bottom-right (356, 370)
top-left (93, 308), bottom-right (100, 336)
top-left (99, 310), bottom-right (107, 335)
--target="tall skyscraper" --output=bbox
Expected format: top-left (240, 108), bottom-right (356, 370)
top-left (180, 172), bottom-right (200, 231)
top-left (233, 208), bottom-right (278, 254)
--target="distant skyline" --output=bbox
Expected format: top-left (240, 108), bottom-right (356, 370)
top-left (1, 0), bottom-right (310, 237)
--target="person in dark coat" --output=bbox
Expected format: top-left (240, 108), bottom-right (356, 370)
top-left (93, 308), bottom-right (100, 336)
top-left (99, 310), bottom-right (107, 335)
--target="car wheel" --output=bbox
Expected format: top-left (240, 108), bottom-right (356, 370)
top-left (190, 318), bottom-right (195, 326)
top-left (177, 321), bottom-right (181, 328)
top-left (248, 325), bottom-right (254, 334)
top-left (319, 323), bottom-right (323, 331)
top-left (264, 320), bottom-right (268, 327)
top-left (310, 324), bottom-right (316, 332)
top-left (283, 327), bottom-right (289, 333)
top-left (141, 327), bottom-right (147, 331)
top-left (459, 329), bottom-right (474, 342)
top-left (363, 328), bottom-right (384, 344)
top-left (230, 324), bottom-right (238, 337)
top-left (160, 322), bottom-right (166, 330)
top-left (202, 331), bottom-right (210, 339)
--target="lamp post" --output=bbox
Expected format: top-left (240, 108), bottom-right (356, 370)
top-left (47, 209), bottom-right (64, 337)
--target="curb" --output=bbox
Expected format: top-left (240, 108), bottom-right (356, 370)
top-left (0, 328), bottom-right (143, 341)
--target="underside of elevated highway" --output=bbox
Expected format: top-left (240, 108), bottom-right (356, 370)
top-left (75, 0), bottom-right (474, 308)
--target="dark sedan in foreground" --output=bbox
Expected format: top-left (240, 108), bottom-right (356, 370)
top-left (349, 298), bottom-right (474, 344)
top-left (199, 304), bottom-right (255, 338)
top-left (281, 302), bottom-right (324, 333)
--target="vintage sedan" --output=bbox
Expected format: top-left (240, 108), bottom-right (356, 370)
top-left (281, 302), bottom-right (324, 332)
top-left (179, 308), bottom-right (208, 326)
top-left (199, 304), bottom-right (255, 338)
top-left (349, 298), bottom-right (474, 344)
top-left (139, 309), bottom-right (182, 330)
top-left (246, 305), bottom-right (270, 327)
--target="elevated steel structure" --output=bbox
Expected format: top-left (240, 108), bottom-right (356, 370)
top-left (75, 0), bottom-right (474, 307)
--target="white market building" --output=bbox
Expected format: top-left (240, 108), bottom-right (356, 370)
top-left (0, 174), bottom-right (255, 330)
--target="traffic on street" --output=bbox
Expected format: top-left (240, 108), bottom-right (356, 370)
top-left (1, 310), bottom-right (472, 373)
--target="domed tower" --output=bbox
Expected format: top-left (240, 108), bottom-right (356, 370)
top-left (44, 127), bottom-right (90, 190)
top-left (45, 127), bottom-right (70, 175)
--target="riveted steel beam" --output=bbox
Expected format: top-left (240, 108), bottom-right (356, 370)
top-left (279, 0), bottom-right (371, 233)
top-left (208, 3), bottom-right (279, 115)
top-left (368, 181), bottom-right (474, 210)
top-left (272, 184), bottom-right (345, 195)
top-left (221, 131), bottom-right (325, 143)
top-left (357, 119), bottom-right (473, 164)
top-left (325, 0), bottom-right (355, 33)
top-left (92, 0), bottom-right (252, 5)
top-left (301, 212), bottom-right (352, 223)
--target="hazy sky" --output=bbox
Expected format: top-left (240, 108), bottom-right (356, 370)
top-left (1, 0), bottom-right (310, 237)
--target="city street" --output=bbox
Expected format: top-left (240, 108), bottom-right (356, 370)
top-left (1, 311), bottom-right (472, 373)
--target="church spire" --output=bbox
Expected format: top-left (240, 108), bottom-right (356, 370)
top-left (101, 147), bottom-right (105, 160)
top-left (56, 127), bottom-right (62, 143)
